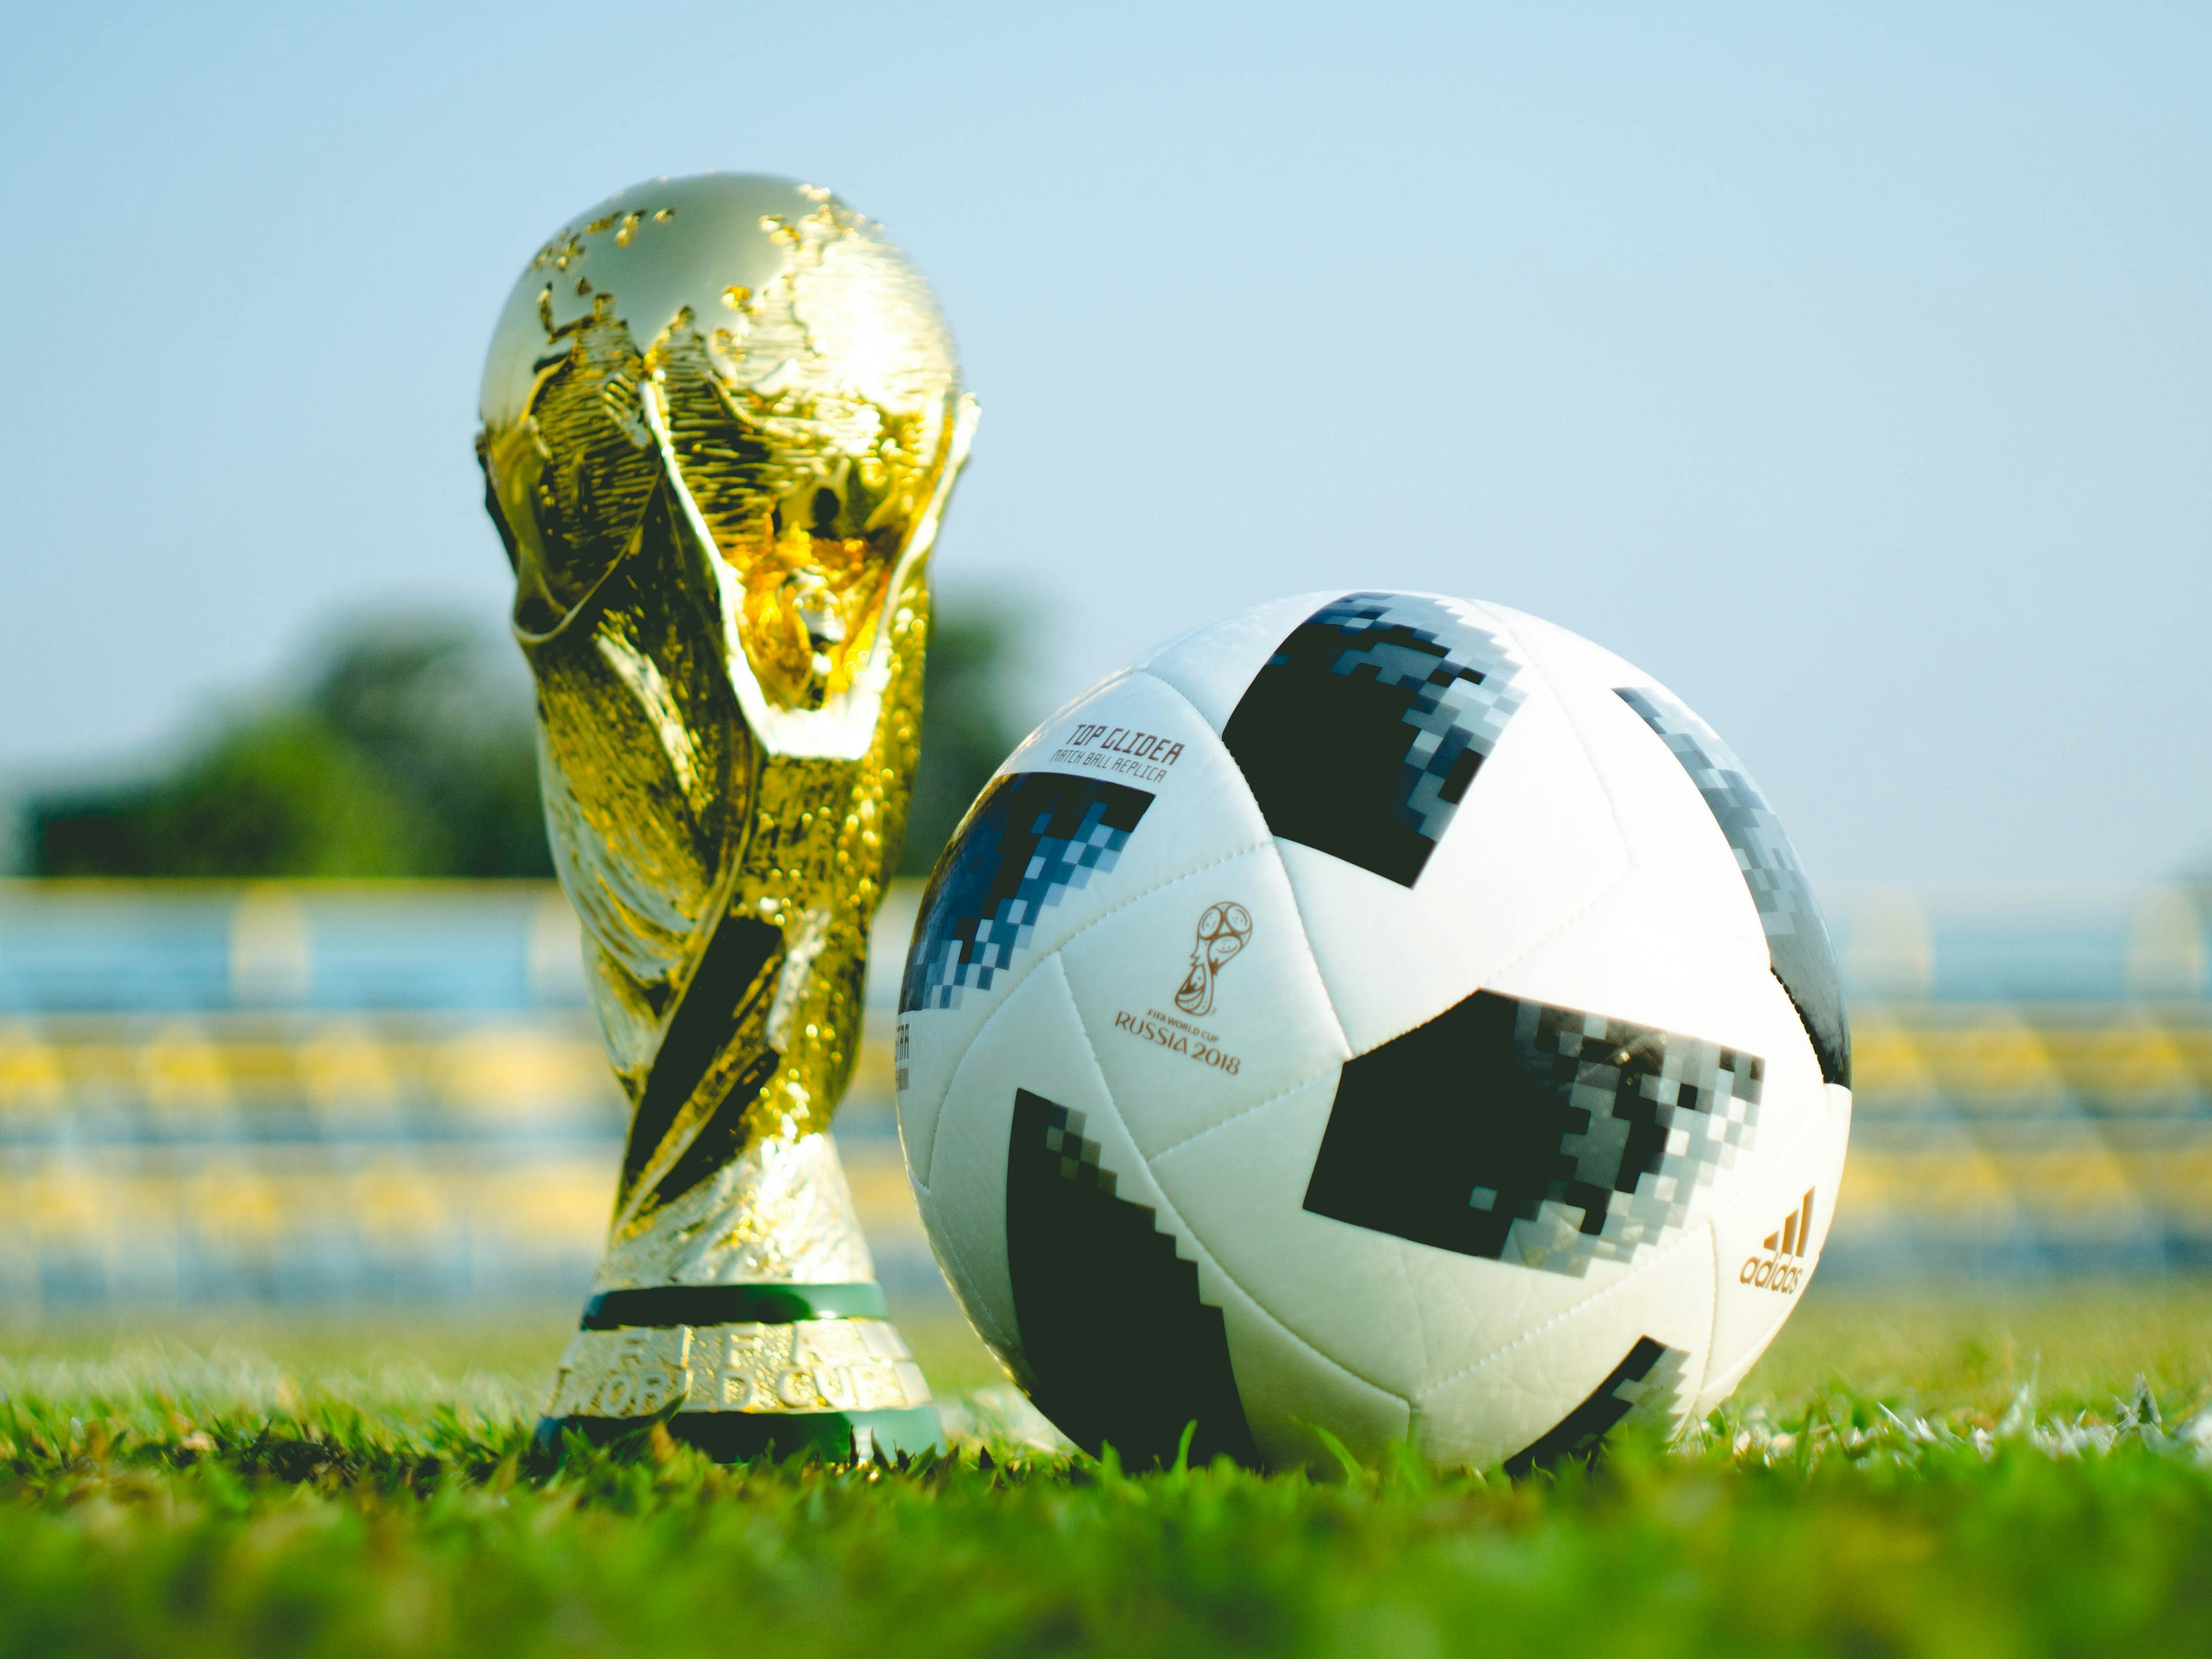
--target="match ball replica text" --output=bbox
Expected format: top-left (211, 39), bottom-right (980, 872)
top-left (477, 173), bottom-right (975, 1461)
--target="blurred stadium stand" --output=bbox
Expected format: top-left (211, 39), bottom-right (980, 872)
top-left (1824, 886), bottom-right (2210, 1279)
top-left (0, 880), bottom-right (2205, 1307)
top-left (0, 881), bottom-right (927, 1311)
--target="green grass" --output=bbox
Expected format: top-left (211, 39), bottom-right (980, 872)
top-left (4, 1283), bottom-right (2212, 1658)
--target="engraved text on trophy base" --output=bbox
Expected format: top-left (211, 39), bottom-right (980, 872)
top-left (546, 1319), bottom-right (931, 1419)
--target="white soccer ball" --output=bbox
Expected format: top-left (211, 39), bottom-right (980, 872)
top-left (895, 591), bottom-right (1851, 1472)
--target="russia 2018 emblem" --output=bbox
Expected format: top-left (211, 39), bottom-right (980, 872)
top-left (1175, 902), bottom-right (1252, 1017)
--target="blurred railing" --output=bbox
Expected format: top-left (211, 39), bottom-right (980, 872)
top-left (0, 880), bottom-right (2205, 1306)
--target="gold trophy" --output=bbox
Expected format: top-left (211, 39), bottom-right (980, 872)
top-left (476, 174), bottom-right (975, 1461)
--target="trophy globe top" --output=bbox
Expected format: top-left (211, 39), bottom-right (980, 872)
top-left (478, 173), bottom-right (975, 757)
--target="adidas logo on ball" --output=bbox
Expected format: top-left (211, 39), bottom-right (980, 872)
top-left (1740, 1190), bottom-right (1817, 1295)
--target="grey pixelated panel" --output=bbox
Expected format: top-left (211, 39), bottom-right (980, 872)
top-left (1303, 990), bottom-right (1762, 1278)
top-left (900, 774), bottom-right (1155, 1013)
top-left (1220, 593), bottom-right (1527, 887)
top-left (1503, 1336), bottom-right (1689, 1476)
top-left (1614, 687), bottom-right (1850, 1087)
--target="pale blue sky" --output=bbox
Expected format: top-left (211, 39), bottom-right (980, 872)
top-left (2, 2), bottom-right (2206, 883)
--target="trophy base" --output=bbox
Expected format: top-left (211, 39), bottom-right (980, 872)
top-left (534, 1404), bottom-right (944, 1465)
top-left (536, 1281), bottom-right (942, 1466)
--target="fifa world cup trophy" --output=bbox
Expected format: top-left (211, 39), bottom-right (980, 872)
top-left (476, 175), bottom-right (976, 1461)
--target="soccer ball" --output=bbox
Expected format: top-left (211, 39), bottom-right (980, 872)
top-left (895, 591), bottom-right (1851, 1472)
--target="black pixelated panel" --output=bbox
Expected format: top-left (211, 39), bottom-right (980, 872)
top-left (1219, 592), bottom-right (1527, 887)
top-left (1304, 991), bottom-right (1762, 1277)
top-left (1005, 1088), bottom-right (1257, 1467)
top-left (900, 774), bottom-right (1155, 1014)
top-left (1502, 1336), bottom-right (1685, 1476)
top-left (1615, 687), bottom-right (1851, 1087)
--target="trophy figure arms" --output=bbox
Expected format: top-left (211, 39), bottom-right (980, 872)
top-left (476, 173), bottom-right (976, 1461)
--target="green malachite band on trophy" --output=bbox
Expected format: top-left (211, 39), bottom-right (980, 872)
top-left (535, 1406), bottom-right (944, 1464)
top-left (578, 1282), bottom-right (891, 1330)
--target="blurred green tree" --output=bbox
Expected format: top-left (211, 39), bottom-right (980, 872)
top-left (31, 617), bottom-right (550, 878)
top-left (903, 599), bottom-right (1028, 877)
top-left (28, 599), bottom-right (1028, 881)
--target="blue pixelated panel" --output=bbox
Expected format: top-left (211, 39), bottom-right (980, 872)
top-left (899, 773), bottom-right (1156, 1014)
top-left (1220, 593), bottom-right (1526, 887)
top-left (1304, 990), bottom-right (1763, 1278)
top-left (1615, 687), bottom-right (1850, 1087)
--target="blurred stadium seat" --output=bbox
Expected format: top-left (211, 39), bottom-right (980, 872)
top-left (0, 880), bottom-right (2204, 1306)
